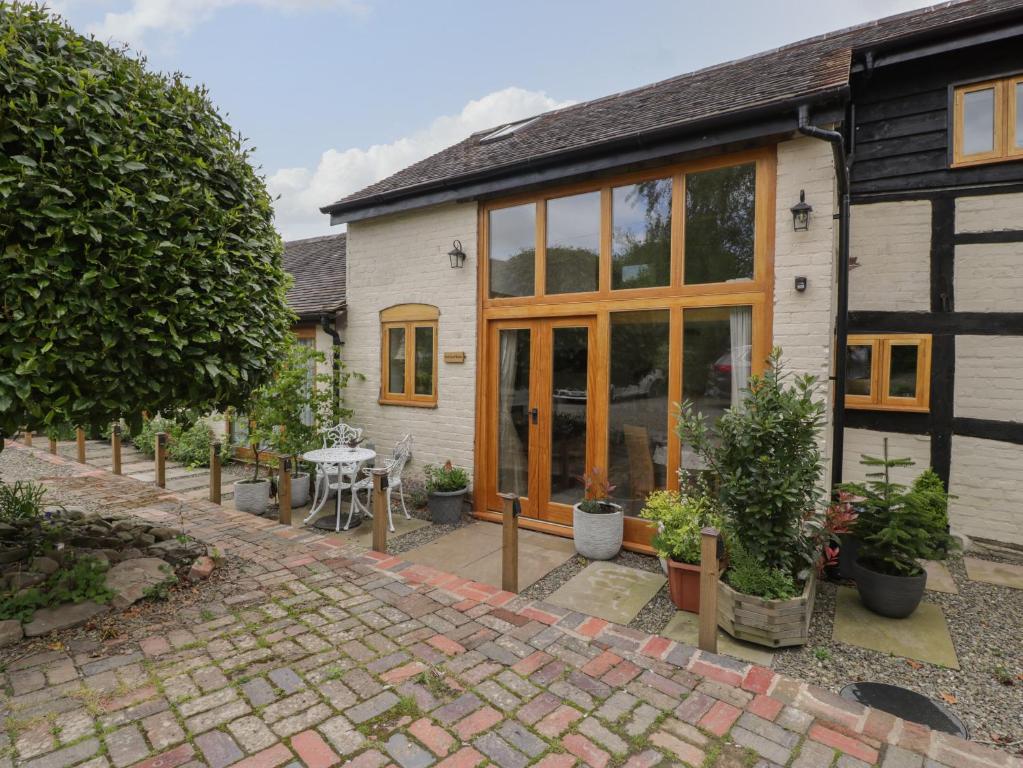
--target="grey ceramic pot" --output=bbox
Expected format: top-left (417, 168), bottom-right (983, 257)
top-left (234, 479), bottom-right (270, 514)
top-left (428, 489), bottom-right (467, 525)
top-left (573, 503), bottom-right (623, 560)
top-left (290, 472), bottom-right (310, 508)
top-left (854, 557), bottom-right (927, 618)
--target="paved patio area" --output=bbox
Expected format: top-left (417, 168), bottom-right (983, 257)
top-left (1, 442), bottom-right (1020, 768)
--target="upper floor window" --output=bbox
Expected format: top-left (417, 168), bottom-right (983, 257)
top-left (380, 304), bottom-right (438, 407)
top-left (952, 75), bottom-right (1023, 167)
top-left (845, 334), bottom-right (931, 413)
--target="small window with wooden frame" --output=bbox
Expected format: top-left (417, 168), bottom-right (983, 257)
top-left (845, 334), bottom-right (931, 412)
top-left (952, 74), bottom-right (1023, 167)
top-left (380, 304), bottom-right (438, 407)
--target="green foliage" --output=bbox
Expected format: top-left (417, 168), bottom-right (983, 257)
top-left (724, 537), bottom-right (800, 600)
top-left (641, 489), bottom-right (724, 565)
top-left (0, 556), bottom-right (113, 622)
top-left (0, 4), bottom-right (293, 438)
top-left (0, 480), bottom-right (46, 522)
top-left (423, 461), bottom-right (470, 493)
top-left (838, 442), bottom-right (954, 577)
top-left (912, 468), bottom-right (951, 553)
top-left (576, 467), bottom-right (619, 514)
top-left (677, 349), bottom-right (825, 575)
top-left (130, 414), bottom-right (227, 467)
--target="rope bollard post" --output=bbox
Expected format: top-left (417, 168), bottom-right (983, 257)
top-left (155, 432), bottom-right (167, 488)
top-left (209, 440), bottom-right (222, 504)
top-left (371, 467), bottom-right (389, 553)
top-left (499, 492), bottom-right (520, 593)
top-left (111, 423), bottom-right (122, 475)
top-left (278, 455), bottom-right (292, 526)
top-left (49, 436), bottom-right (57, 455)
top-left (698, 526), bottom-right (720, 654)
top-left (23, 430), bottom-right (32, 448)
top-left (76, 427), bottom-right (86, 463)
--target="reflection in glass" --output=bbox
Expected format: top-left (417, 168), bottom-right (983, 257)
top-left (963, 88), bottom-right (995, 155)
top-left (498, 329), bottom-right (531, 498)
top-left (889, 345), bottom-right (918, 398)
top-left (685, 163), bottom-right (755, 285)
top-left (846, 345), bottom-right (873, 397)
top-left (612, 179), bottom-right (672, 289)
top-left (1016, 83), bottom-right (1023, 148)
top-left (546, 192), bottom-right (600, 294)
top-left (608, 311), bottom-right (669, 515)
top-left (490, 204), bottom-right (536, 298)
top-left (550, 327), bottom-right (588, 505)
top-left (414, 326), bottom-right (434, 396)
top-left (388, 327), bottom-right (406, 394)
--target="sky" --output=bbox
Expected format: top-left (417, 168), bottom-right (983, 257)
top-left (48, 0), bottom-right (936, 240)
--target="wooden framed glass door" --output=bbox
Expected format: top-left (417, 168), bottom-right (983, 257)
top-left (486, 317), bottom-right (596, 524)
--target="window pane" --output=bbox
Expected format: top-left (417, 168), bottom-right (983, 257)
top-left (489, 204), bottom-right (536, 298)
top-left (846, 345), bottom-right (873, 397)
top-left (546, 192), bottom-right (599, 294)
top-left (612, 179), bottom-right (672, 289)
top-left (1016, 83), bottom-right (1023, 148)
top-left (684, 163), bottom-right (756, 284)
top-left (388, 327), bottom-right (406, 394)
top-left (498, 329), bottom-right (531, 497)
top-left (297, 337), bottom-right (316, 425)
top-left (550, 327), bottom-right (588, 505)
top-left (608, 311), bottom-right (669, 516)
top-left (889, 345), bottom-right (918, 398)
top-left (963, 87), bottom-right (995, 155)
top-left (414, 326), bottom-right (434, 396)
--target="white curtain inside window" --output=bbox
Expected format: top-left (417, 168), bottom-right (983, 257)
top-left (729, 306), bottom-right (752, 406)
top-left (498, 331), bottom-right (527, 496)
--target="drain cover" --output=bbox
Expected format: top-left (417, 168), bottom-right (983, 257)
top-left (839, 682), bottom-right (969, 739)
top-left (311, 510), bottom-right (363, 531)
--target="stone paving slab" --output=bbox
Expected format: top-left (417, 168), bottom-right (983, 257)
top-left (922, 560), bottom-right (958, 594)
top-left (546, 561), bottom-right (665, 625)
top-left (661, 610), bottom-right (775, 667)
top-left (2, 440), bottom-right (1016, 768)
top-left (964, 557), bottom-right (1023, 590)
top-left (832, 587), bottom-right (960, 669)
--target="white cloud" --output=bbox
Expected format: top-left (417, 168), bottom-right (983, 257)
top-left (269, 86), bottom-right (575, 240)
top-left (86, 0), bottom-right (367, 49)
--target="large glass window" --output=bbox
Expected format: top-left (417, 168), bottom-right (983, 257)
top-left (498, 329), bottom-right (531, 498)
top-left (684, 163), bottom-right (756, 285)
top-left (546, 192), bottom-right (600, 294)
top-left (380, 304), bottom-right (439, 406)
top-left (550, 327), bottom-right (589, 505)
top-left (952, 75), bottom-right (1023, 165)
top-left (611, 179), bottom-right (672, 290)
top-left (489, 204), bottom-right (536, 298)
top-left (607, 311), bottom-right (670, 516)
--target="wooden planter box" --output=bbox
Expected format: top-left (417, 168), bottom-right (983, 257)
top-left (717, 571), bottom-right (816, 648)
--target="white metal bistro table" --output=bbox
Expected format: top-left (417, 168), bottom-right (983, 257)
top-left (302, 446), bottom-right (376, 530)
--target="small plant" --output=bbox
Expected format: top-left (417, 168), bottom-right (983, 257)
top-left (912, 469), bottom-right (952, 553)
top-left (575, 467), bottom-right (618, 514)
top-left (423, 461), bottom-right (470, 493)
top-left (0, 556), bottom-right (114, 622)
top-left (813, 646), bottom-right (831, 662)
top-left (641, 489), bottom-right (724, 565)
top-left (724, 538), bottom-right (799, 600)
top-left (0, 480), bottom-right (47, 523)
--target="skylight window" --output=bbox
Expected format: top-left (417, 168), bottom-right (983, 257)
top-left (479, 117), bottom-right (539, 144)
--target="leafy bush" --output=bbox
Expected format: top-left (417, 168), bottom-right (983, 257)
top-left (678, 349), bottom-right (825, 576)
top-left (912, 469), bottom-right (951, 552)
top-left (0, 4), bottom-right (292, 441)
top-left (424, 461), bottom-right (470, 493)
top-left (725, 538), bottom-right (800, 600)
top-left (641, 489), bottom-right (724, 565)
top-left (131, 415), bottom-right (226, 467)
top-left (0, 555), bottom-right (113, 622)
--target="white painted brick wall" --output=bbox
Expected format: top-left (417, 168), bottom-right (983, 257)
top-left (955, 192), bottom-right (1023, 232)
top-left (849, 201), bottom-right (931, 312)
top-left (344, 203), bottom-right (478, 478)
top-left (842, 428), bottom-right (930, 486)
top-left (955, 243), bottom-right (1023, 312)
top-left (954, 335), bottom-right (1023, 421)
top-left (774, 137), bottom-right (837, 476)
top-left (950, 436), bottom-right (1023, 545)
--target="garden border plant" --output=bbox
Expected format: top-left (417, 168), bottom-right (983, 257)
top-left (424, 461), bottom-right (470, 525)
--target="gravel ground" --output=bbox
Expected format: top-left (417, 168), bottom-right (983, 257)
top-left (0, 443), bottom-right (83, 480)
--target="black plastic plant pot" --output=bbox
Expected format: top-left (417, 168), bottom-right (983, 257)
top-left (837, 533), bottom-right (860, 580)
top-left (853, 557), bottom-right (927, 618)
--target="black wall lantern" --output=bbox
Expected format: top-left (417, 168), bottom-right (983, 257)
top-left (790, 190), bottom-right (813, 231)
top-left (447, 239), bottom-right (467, 269)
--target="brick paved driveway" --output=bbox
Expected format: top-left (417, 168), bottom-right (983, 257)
top-left (1, 443), bottom-right (1018, 768)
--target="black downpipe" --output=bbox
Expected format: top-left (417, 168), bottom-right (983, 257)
top-left (797, 104), bottom-right (850, 487)
top-left (320, 313), bottom-right (344, 418)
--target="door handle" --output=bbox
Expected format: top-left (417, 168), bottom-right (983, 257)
top-left (529, 407), bottom-right (538, 425)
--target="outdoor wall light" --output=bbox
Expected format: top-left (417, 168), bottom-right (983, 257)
top-left (448, 239), bottom-right (467, 269)
top-left (790, 190), bottom-right (813, 231)
top-left (794, 276), bottom-right (808, 292)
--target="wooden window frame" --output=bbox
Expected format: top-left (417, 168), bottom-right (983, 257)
top-left (845, 334), bottom-right (931, 413)
top-left (379, 304), bottom-right (439, 408)
top-left (950, 76), bottom-right (1023, 168)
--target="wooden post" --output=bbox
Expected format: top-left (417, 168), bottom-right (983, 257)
top-left (698, 526), bottom-right (720, 654)
top-left (23, 431), bottom-right (32, 447)
top-left (278, 455), bottom-right (292, 526)
top-left (111, 424), bottom-right (122, 475)
top-left (499, 492), bottom-right (519, 593)
top-left (155, 432), bottom-right (167, 488)
top-left (209, 440), bottom-right (222, 505)
top-left (49, 436), bottom-right (57, 455)
top-left (371, 468), bottom-right (388, 553)
top-left (76, 427), bottom-right (86, 463)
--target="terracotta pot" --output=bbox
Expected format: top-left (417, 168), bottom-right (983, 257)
top-left (666, 559), bottom-right (702, 613)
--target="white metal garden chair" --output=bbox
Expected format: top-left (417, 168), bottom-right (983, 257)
top-left (310, 423), bottom-right (364, 524)
top-left (350, 433), bottom-right (414, 532)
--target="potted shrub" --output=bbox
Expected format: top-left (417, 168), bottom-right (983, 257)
top-left (233, 380), bottom-right (275, 515)
top-left (839, 443), bottom-right (953, 618)
top-left (572, 468), bottom-right (623, 560)
top-left (641, 489), bottom-right (724, 612)
top-left (424, 461), bottom-right (469, 524)
top-left (826, 492), bottom-right (858, 580)
top-left (678, 349), bottom-right (826, 647)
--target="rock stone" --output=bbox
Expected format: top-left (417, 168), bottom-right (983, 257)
top-left (0, 546), bottom-right (28, 565)
top-left (148, 527), bottom-right (181, 542)
top-left (120, 548), bottom-right (144, 560)
top-left (31, 556), bottom-right (60, 575)
top-left (134, 533), bottom-right (156, 547)
top-left (0, 618), bottom-right (23, 647)
top-left (147, 539), bottom-right (202, 566)
top-left (6, 571), bottom-right (46, 590)
top-left (188, 556), bottom-right (215, 582)
top-left (24, 601), bottom-right (109, 637)
top-left (105, 557), bottom-right (175, 609)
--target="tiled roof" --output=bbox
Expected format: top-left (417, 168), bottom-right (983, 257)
top-left (283, 233), bottom-right (346, 318)
top-left (323, 0), bottom-right (1023, 217)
